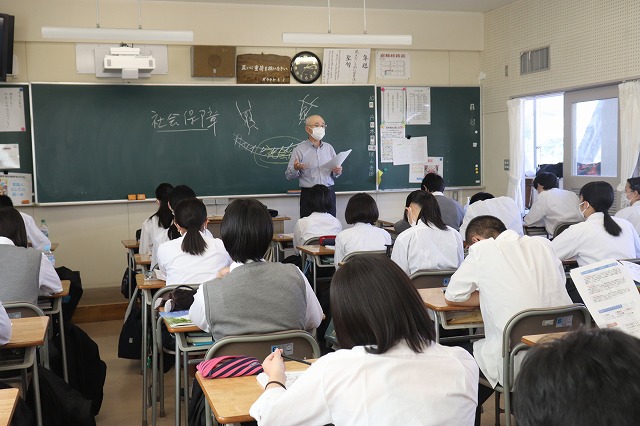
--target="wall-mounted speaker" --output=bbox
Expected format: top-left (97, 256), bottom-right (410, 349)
top-left (191, 45), bottom-right (236, 78)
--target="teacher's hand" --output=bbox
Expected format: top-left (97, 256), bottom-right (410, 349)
top-left (294, 159), bottom-right (307, 171)
top-left (262, 349), bottom-right (287, 384)
top-left (332, 166), bottom-right (343, 174)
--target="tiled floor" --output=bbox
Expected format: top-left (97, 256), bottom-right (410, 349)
top-left (83, 320), bottom-right (505, 426)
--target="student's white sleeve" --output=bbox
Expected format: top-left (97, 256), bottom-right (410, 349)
top-left (22, 213), bottom-right (51, 251)
top-left (293, 221), bottom-right (302, 255)
top-left (157, 243), bottom-right (169, 276)
top-left (390, 235), bottom-right (411, 276)
top-left (297, 269), bottom-right (323, 331)
top-left (522, 198), bottom-right (545, 227)
top-left (188, 286), bottom-right (210, 333)
top-left (333, 234), bottom-right (345, 269)
top-left (0, 301), bottom-right (11, 345)
top-left (550, 226), bottom-right (578, 261)
top-left (39, 254), bottom-right (62, 295)
top-left (139, 219), bottom-right (152, 255)
top-left (444, 253), bottom-right (479, 302)
top-left (459, 210), bottom-right (474, 242)
top-left (633, 230), bottom-right (640, 258)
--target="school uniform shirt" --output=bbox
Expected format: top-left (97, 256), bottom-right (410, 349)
top-left (293, 212), bottom-right (343, 254)
top-left (249, 341), bottom-right (479, 426)
top-left (333, 223), bottom-right (392, 267)
top-left (19, 212), bottom-right (51, 251)
top-left (615, 203), bottom-right (640, 236)
top-left (432, 191), bottom-right (465, 231)
top-left (459, 196), bottom-right (524, 240)
top-left (139, 215), bottom-right (168, 256)
top-left (0, 301), bottom-right (11, 345)
top-left (156, 232), bottom-right (231, 285)
top-left (391, 221), bottom-right (464, 276)
top-left (523, 188), bottom-right (583, 235)
top-left (445, 230), bottom-right (571, 388)
top-left (0, 236), bottom-right (62, 296)
top-left (551, 213), bottom-right (640, 266)
top-left (151, 227), bottom-right (214, 269)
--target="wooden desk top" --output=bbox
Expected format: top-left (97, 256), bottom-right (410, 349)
top-left (419, 287), bottom-right (480, 312)
top-left (121, 239), bottom-right (139, 249)
top-left (197, 360), bottom-right (311, 424)
top-left (376, 219), bottom-right (397, 227)
top-left (134, 253), bottom-right (151, 265)
top-left (135, 273), bottom-right (166, 290)
top-left (521, 332), bottom-right (568, 347)
top-left (0, 388), bottom-right (19, 426)
top-left (272, 233), bottom-right (294, 243)
top-left (297, 245), bottom-right (335, 256)
top-left (49, 280), bottom-right (71, 298)
top-left (209, 216), bottom-right (291, 224)
top-left (2, 316), bottom-right (49, 349)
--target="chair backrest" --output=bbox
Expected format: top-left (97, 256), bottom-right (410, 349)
top-left (409, 269), bottom-right (457, 289)
top-left (552, 222), bottom-right (579, 239)
top-left (3, 302), bottom-right (45, 319)
top-left (341, 250), bottom-right (387, 263)
top-left (205, 330), bottom-right (321, 361)
top-left (302, 237), bottom-right (320, 246)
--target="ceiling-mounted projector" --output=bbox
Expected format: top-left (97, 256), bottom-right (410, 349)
top-left (103, 46), bottom-right (155, 79)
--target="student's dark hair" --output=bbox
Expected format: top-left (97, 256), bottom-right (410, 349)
top-left (168, 185), bottom-right (197, 240)
top-left (627, 177), bottom-right (640, 193)
top-left (412, 191), bottom-right (447, 231)
top-left (345, 193), bottom-right (379, 225)
top-left (421, 173), bottom-right (445, 192)
top-left (465, 215), bottom-right (506, 243)
top-left (307, 184), bottom-right (332, 214)
top-left (533, 172), bottom-right (559, 191)
top-left (0, 195), bottom-right (13, 207)
top-left (402, 190), bottom-right (424, 222)
top-left (331, 254), bottom-right (436, 354)
top-left (221, 198), bottom-right (273, 263)
top-left (173, 198), bottom-right (208, 256)
top-left (514, 328), bottom-right (640, 426)
top-left (150, 183), bottom-right (174, 229)
top-left (0, 207), bottom-right (28, 248)
top-left (469, 192), bottom-right (494, 204)
top-left (579, 181), bottom-right (621, 237)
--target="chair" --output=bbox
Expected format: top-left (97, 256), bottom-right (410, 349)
top-left (340, 249), bottom-right (387, 264)
top-left (523, 226), bottom-right (548, 238)
top-left (409, 269), bottom-right (457, 289)
top-left (552, 222), bottom-right (579, 239)
top-left (202, 330), bottom-right (320, 426)
top-left (481, 304), bottom-right (591, 426)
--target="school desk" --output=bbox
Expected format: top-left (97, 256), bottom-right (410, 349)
top-left (0, 388), bottom-right (18, 426)
top-left (1, 316), bottom-right (50, 426)
top-left (196, 360), bottom-right (313, 424)
top-left (297, 245), bottom-right (335, 293)
top-left (271, 233), bottom-right (294, 262)
top-left (38, 280), bottom-right (71, 383)
top-left (521, 332), bottom-right (569, 347)
top-left (207, 216), bottom-right (291, 238)
top-left (419, 287), bottom-right (484, 343)
top-left (121, 239), bottom-right (139, 298)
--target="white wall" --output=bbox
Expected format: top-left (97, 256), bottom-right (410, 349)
top-left (2, 0), bottom-right (482, 288)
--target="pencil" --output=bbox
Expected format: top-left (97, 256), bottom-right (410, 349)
top-left (281, 354), bottom-right (312, 365)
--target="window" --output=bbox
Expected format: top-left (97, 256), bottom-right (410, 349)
top-left (524, 94), bottom-right (564, 175)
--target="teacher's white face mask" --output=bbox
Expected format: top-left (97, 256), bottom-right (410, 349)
top-left (311, 127), bottom-right (325, 141)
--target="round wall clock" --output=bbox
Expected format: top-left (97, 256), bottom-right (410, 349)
top-left (290, 51), bottom-right (322, 84)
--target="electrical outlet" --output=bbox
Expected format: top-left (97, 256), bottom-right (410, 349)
top-left (504, 159), bottom-right (510, 171)
top-left (271, 343), bottom-right (294, 355)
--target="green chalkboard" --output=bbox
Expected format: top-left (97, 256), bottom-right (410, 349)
top-left (0, 84), bottom-right (32, 174)
top-left (31, 84), bottom-right (376, 203)
top-left (377, 86), bottom-right (481, 190)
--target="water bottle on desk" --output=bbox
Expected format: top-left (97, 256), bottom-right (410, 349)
top-left (43, 244), bottom-right (55, 267)
top-left (39, 219), bottom-right (49, 238)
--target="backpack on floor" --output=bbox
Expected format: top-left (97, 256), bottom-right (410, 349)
top-left (54, 266), bottom-right (83, 323)
top-left (118, 290), bottom-right (143, 360)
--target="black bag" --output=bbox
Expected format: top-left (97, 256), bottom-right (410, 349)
top-left (0, 382), bottom-right (35, 426)
top-left (26, 366), bottom-right (96, 426)
top-left (120, 266), bottom-right (136, 299)
top-left (54, 266), bottom-right (83, 323)
top-left (118, 294), bottom-right (142, 360)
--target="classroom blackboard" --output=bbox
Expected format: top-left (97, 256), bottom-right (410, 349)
top-left (377, 86), bottom-right (481, 190)
top-left (31, 84), bottom-right (376, 203)
top-left (0, 84), bottom-right (32, 174)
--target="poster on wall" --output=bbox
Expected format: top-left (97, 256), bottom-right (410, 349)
top-left (0, 172), bottom-right (32, 205)
top-left (0, 87), bottom-right (26, 132)
top-left (406, 87), bottom-right (431, 124)
top-left (322, 49), bottom-right (370, 84)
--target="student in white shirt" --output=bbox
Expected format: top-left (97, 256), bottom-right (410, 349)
top-left (156, 198), bottom-right (231, 285)
top-left (0, 301), bottom-right (11, 345)
top-left (391, 191), bottom-right (464, 275)
top-left (250, 254), bottom-right (478, 426)
top-left (138, 183), bottom-right (173, 257)
top-left (552, 181), bottom-right (640, 267)
top-left (444, 215), bottom-right (572, 426)
top-left (615, 177), bottom-right (640, 235)
top-left (333, 193), bottom-right (391, 268)
top-left (0, 195), bottom-right (51, 250)
top-left (523, 172), bottom-right (583, 235)
top-left (459, 192), bottom-right (524, 241)
top-left (293, 184), bottom-right (342, 254)
top-left (0, 207), bottom-right (62, 304)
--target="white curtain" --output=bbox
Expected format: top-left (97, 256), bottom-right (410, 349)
top-left (617, 81), bottom-right (640, 195)
top-left (507, 98), bottom-right (526, 213)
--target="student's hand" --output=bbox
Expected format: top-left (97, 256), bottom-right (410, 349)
top-left (332, 166), bottom-right (342, 174)
top-left (294, 159), bottom-right (307, 171)
top-left (216, 266), bottom-right (230, 278)
top-left (262, 349), bottom-right (287, 384)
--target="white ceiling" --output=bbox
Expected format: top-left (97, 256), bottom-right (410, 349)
top-left (153, 0), bottom-right (519, 13)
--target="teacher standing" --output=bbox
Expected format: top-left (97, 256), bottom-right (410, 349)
top-left (285, 115), bottom-right (342, 218)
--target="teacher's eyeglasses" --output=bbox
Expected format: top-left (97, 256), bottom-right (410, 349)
top-left (307, 124), bottom-right (327, 128)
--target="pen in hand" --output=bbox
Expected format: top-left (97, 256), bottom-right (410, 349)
top-left (281, 354), bottom-right (312, 365)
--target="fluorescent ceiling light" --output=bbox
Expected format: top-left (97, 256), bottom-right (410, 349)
top-left (283, 32), bottom-right (412, 46)
top-left (41, 26), bottom-right (193, 43)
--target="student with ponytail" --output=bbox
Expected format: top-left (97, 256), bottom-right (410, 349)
top-left (552, 181), bottom-right (640, 266)
top-left (156, 198), bottom-right (231, 285)
top-left (139, 183), bottom-right (174, 257)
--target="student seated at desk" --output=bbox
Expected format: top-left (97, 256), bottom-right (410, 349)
top-left (0, 195), bottom-right (51, 250)
top-left (156, 198), bottom-right (230, 285)
top-left (0, 300), bottom-right (11, 345)
top-left (139, 182), bottom-right (173, 257)
top-left (615, 177), bottom-right (640, 235)
top-left (421, 173), bottom-right (465, 231)
top-left (444, 215), bottom-right (571, 426)
top-left (459, 192), bottom-right (524, 241)
top-left (514, 329), bottom-right (640, 426)
top-left (189, 198), bottom-right (322, 338)
top-left (393, 190), bottom-right (421, 234)
top-left (523, 172), bottom-right (583, 236)
top-left (293, 184), bottom-right (342, 253)
top-left (391, 191), bottom-right (463, 275)
top-left (250, 255), bottom-right (478, 426)
top-left (333, 193), bottom-right (391, 268)
top-left (0, 207), bottom-right (62, 305)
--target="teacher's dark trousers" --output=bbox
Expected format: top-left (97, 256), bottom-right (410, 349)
top-left (300, 185), bottom-right (336, 218)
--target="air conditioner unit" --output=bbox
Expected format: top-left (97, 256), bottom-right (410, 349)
top-left (103, 46), bottom-right (155, 79)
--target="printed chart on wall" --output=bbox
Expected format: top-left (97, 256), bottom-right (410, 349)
top-left (377, 86), bottom-right (480, 190)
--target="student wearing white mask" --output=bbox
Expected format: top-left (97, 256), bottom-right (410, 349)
top-left (615, 177), bottom-right (640, 235)
top-left (285, 115), bottom-right (342, 218)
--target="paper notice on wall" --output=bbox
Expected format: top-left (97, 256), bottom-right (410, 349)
top-left (409, 156), bottom-right (443, 183)
top-left (570, 259), bottom-right (640, 338)
top-left (381, 87), bottom-right (405, 124)
top-left (406, 87), bottom-right (431, 124)
top-left (392, 136), bottom-right (427, 166)
top-left (0, 87), bottom-right (27, 132)
top-left (322, 49), bottom-right (371, 84)
top-left (0, 173), bottom-right (32, 205)
top-left (376, 51), bottom-right (410, 79)
top-left (0, 144), bottom-right (20, 169)
top-left (380, 124), bottom-right (405, 163)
